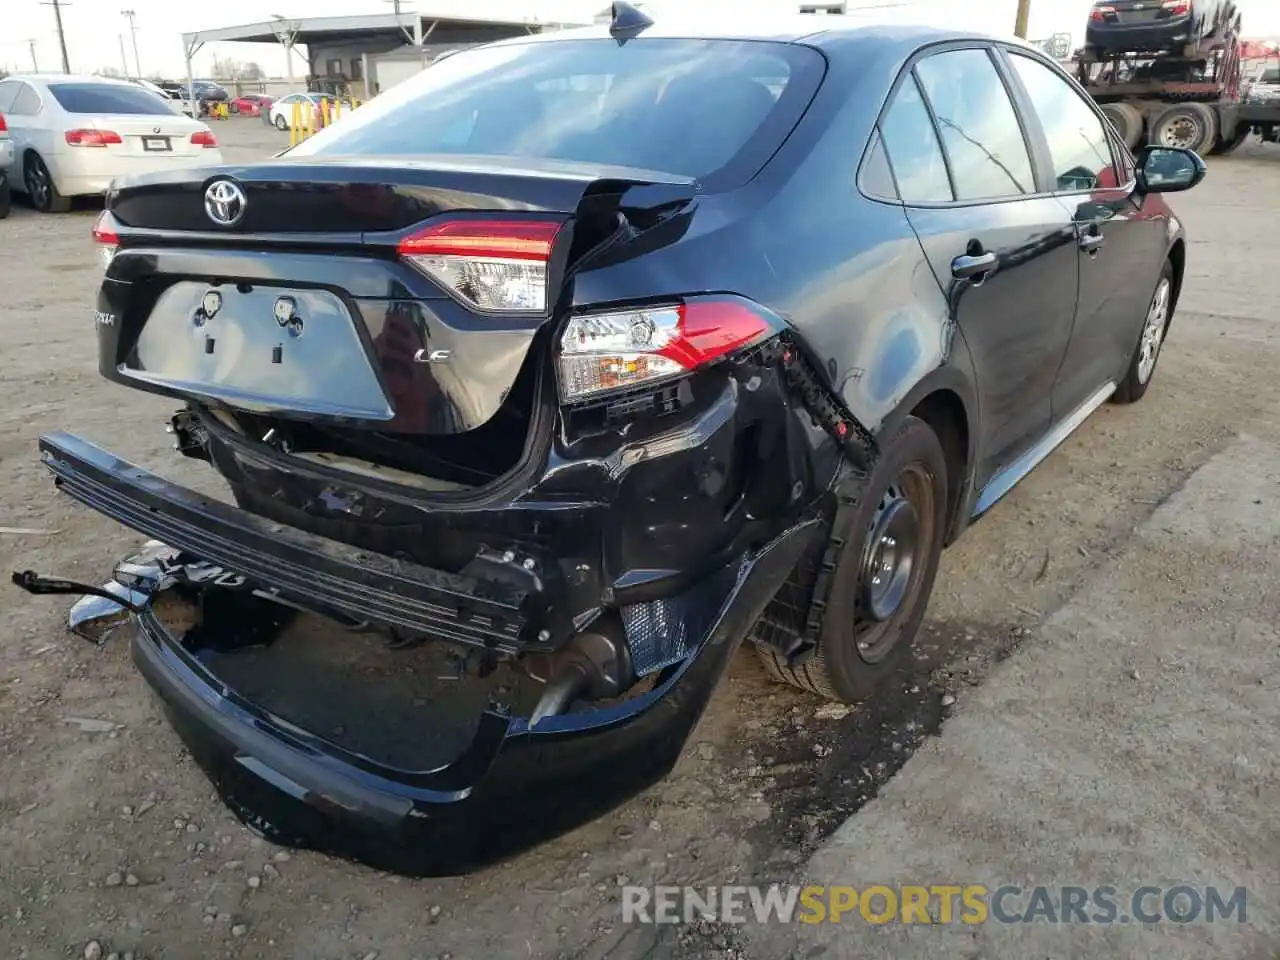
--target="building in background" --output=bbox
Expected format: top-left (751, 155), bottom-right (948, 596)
top-left (180, 9), bottom-right (586, 101)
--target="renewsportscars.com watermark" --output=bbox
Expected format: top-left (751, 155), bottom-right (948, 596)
top-left (622, 884), bottom-right (1248, 926)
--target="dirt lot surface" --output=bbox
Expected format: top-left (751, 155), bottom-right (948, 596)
top-left (1, 119), bottom-right (1278, 960)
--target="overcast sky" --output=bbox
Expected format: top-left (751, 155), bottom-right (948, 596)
top-left (4, 0), bottom-right (1279, 80)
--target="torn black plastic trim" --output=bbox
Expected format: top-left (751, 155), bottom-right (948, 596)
top-left (37, 432), bottom-right (556, 654)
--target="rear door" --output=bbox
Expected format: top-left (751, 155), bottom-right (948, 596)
top-left (880, 45), bottom-right (1079, 486)
top-left (1001, 48), bottom-right (1166, 418)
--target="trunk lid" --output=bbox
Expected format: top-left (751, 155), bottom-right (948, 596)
top-left (85, 113), bottom-right (205, 158)
top-left (1100, 0), bottom-right (1188, 25)
top-left (101, 159), bottom-right (697, 459)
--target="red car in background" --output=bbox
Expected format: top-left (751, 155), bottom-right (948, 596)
top-left (230, 94), bottom-right (274, 117)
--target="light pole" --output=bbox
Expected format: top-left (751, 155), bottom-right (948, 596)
top-left (1014, 0), bottom-right (1032, 39)
top-left (121, 9), bottom-right (142, 78)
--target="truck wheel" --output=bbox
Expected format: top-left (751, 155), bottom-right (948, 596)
top-left (756, 416), bottom-right (948, 703)
top-left (1101, 103), bottom-right (1144, 150)
top-left (1209, 125), bottom-right (1253, 155)
top-left (0, 176), bottom-right (10, 219)
top-left (1148, 103), bottom-right (1218, 153)
top-left (1112, 260), bottom-right (1175, 405)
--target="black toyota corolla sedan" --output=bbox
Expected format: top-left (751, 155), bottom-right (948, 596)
top-left (17, 4), bottom-right (1204, 874)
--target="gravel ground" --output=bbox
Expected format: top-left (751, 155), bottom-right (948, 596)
top-left (0, 119), bottom-right (1277, 960)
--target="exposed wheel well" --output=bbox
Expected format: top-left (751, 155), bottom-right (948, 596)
top-left (909, 389), bottom-right (968, 544)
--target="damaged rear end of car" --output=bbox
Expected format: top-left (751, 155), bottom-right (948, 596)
top-left (16, 31), bottom-right (874, 873)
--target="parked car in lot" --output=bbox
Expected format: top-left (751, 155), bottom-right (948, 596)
top-left (19, 9), bottom-right (1204, 874)
top-left (266, 91), bottom-right (337, 129)
top-left (230, 93), bottom-right (274, 116)
top-left (0, 74), bottom-right (222, 212)
top-left (0, 109), bottom-right (12, 218)
top-left (1084, 0), bottom-right (1240, 58)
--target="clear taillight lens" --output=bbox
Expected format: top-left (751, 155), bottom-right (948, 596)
top-left (397, 219), bottom-right (562, 313)
top-left (92, 211), bottom-right (119, 270)
top-left (558, 299), bottom-right (772, 403)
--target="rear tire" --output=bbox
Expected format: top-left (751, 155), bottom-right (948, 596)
top-left (1148, 102), bottom-right (1218, 153)
top-left (1209, 125), bottom-right (1253, 155)
top-left (1112, 260), bottom-right (1175, 405)
top-left (1101, 103), bottom-right (1144, 151)
top-left (756, 416), bottom-right (948, 702)
top-left (0, 177), bottom-right (10, 219)
top-left (24, 153), bottom-right (71, 213)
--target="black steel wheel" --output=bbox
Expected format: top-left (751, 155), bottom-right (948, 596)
top-left (758, 415), bottom-right (948, 702)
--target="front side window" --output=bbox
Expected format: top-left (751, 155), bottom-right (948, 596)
top-left (879, 73), bottom-right (953, 204)
top-left (1008, 52), bottom-right (1119, 192)
top-left (288, 38), bottom-right (826, 188)
top-left (914, 48), bottom-right (1036, 200)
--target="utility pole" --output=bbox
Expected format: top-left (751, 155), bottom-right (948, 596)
top-left (118, 34), bottom-right (130, 77)
top-left (1014, 0), bottom-right (1032, 39)
top-left (27, 39), bottom-right (39, 72)
top-left (40, 0), bottom-right (71, 73)
top-left (121, 9), bottom-right (142, 78)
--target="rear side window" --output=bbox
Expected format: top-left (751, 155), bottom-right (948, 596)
top-left (46, 82), bottom-right (175, 115)
top-left (288, 38), bottom-right (826, 188)
top-left (0, 81), bottom-right (18, 113)
top-left (1008, 53), bottom-right (1119, 192)
top-left (914, 48), bottom-right (1035, 200)
top-left (10, 84), bottom-right (42, 116)
top-left (879, 73), bottom-right (953, 204)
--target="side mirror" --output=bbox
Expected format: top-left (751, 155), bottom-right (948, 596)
top-left (1135, 145), bottom-right (1206, 194)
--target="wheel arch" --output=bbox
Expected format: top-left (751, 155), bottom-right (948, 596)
top-left (1166, 236), bottom-right (1186, 316)
top-left (875, 365), bottom-right (979, 546)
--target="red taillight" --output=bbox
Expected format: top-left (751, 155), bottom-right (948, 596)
top-left (92, 211), bottom-right (119, 270)
top-left (0, 112), bottom-right (8, 133)
top-left (1162, 0), bottom-right (1190, 14)
top-left (557, 299), bottom-right (773, 403)
top-left (190, 129), bottom-right (217, 148)
top-left (1090, 4), bottom-right (1115, 20)
top-left (66, 128), bottom-right (122, 147)
top-left (397, 218), bottom-right (563, 312)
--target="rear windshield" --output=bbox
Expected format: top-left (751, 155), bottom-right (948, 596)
top-left (47, 82), bottom-right (176, 115)
top-left (289, 38), bottom-right (825, 186)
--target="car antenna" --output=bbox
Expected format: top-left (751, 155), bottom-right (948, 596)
top-left (610, 1), bottom-right (654, 38)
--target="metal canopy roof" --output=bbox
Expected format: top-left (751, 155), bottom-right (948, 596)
top-left (181, 11), bottom-right (575, 48)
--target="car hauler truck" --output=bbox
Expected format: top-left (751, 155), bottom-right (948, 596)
top-left (1078, 0), bottom-right (1280, 154)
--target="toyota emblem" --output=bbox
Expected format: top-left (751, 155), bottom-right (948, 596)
top-left (204, 179), bottom-right (246, 227)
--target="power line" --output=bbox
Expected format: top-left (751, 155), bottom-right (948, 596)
top-left (39, 0), bottom-right (71, 73)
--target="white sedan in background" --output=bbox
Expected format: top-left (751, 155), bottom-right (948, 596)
top-left (0, 74), bottom-right (223, 213)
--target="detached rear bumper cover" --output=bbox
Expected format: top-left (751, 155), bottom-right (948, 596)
top-left (38, 429), bottom-right (817, 874)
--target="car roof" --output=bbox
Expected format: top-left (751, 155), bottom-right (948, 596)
top-left (5, 73), bottom-right (139, 89)
top-left (494, 13), bottom-right (1012, 51)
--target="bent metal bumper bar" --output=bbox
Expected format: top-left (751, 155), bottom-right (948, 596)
top-left (36, 432), bottom-right (540, 654)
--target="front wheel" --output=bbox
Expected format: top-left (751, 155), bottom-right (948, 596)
top-left (757, 416), bottom-right (949, 703)
top-left (274, 113), bottom-right (289, 131)
top-left (1112, 261), bottom-right (1175, 405)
